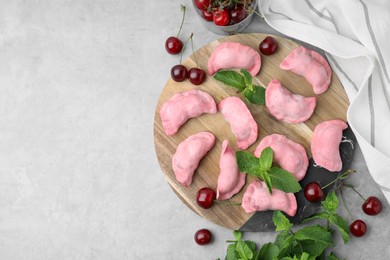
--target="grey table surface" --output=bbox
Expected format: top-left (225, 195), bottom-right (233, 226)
top-left (0, 1), bottom-right (389, 259)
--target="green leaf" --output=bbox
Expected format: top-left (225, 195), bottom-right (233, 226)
top-left (329, 214), bottom-right (350, 244)
top-left (242, 85), bottom-right (266, 105)
top-left (244, 240), bottom-right (257, 252)
top-left (259, 147), bottom-right (273, 171)
top-left (236, 151), bottom-right (263, 179)
top-left (275, 232), bottom-right (294, 258)
top-left (226, 243), bottom-right (239, 260)
top-left (300, 252), bottom-right (310, 260)
top-left (295, 240), bottom-right (328, 258)
top-left (294, 225), bottom-right (334, 246)
top-left (236, 240), bottom-right (253, 260)
top-left (261, 170), bottom-right (273, 194)
top-left (273, 211), bottom-right (293, 232)
top-left (269, 167), bottom-right (302, 193)
top-left (214, 71), bottom-right (245, 91)
top-left (321, 191), bottom-right (338, 214)
top-left (299, 212), bottom-right (329, 224)
top-left (257, 242), bottom-right (279, 260)
top-left (233, 230), bottom-right (243, 241)
top-left (240, 69), bottom-right (253, 88)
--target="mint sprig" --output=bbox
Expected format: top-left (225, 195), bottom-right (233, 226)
top-left (236, 147), bottom-right (301, 194)
top-left (214, 69), bottom-right (265, 105)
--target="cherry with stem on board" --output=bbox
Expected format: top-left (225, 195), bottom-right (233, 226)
top-left (170, 33), bottom-right (194, 82)
top-left (188, 34), bottom-right (206, 85)
top-left (165, 5), bottom-right (186, 55)
top-left (196, 187), bottom-right (241, 209)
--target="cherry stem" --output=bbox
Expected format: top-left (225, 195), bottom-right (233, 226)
top-left (179, 33), bottom-right (193, 64)
top-left (339, 189), bottom-right (353, 221)
top-left (344, 184), bottom-right (367, 201)
top-left (321, 169), bottom-right (355, 190)
top-left (176, 5), bottom-right (186, 38)
top-left (190, 33), bottom-right (198, 68)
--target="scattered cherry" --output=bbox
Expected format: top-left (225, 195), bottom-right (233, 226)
top-left (350, 219), bottom-right (367, 237)
top-left (201, 9), bottom-right (214, 22)
top-left (259, 36), bottom-right (278, 55)
top-left (213, 9), bottom-right (230, 26)
top-left (165, 36), bottom-right (183, 55)
top-left (304, 182), bottom-right (324, 202)
top-left (171, 65), bottom-right (188, 82)
top-left (362, 196), bottom-right (382, 216)
top-left (165, 5), bottom-right (186, 55)
top-left (230, 6), bottom-right (247, 24)
top-left (194, 0), bottom-right (210, 10)
top-left (188, 68), bottom-right (206, 85)
top-left (196, 187), bottom-right (216, 209)
top-left (194, 229), bottom-right (213, 245)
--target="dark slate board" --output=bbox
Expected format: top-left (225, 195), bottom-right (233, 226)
top-left (239, 125), bottom-right (357, 232)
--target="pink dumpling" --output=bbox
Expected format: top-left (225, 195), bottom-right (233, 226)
top-left (217, 140), bottom-right (246, 200)
top-left (218, 96), bottom-right (258, 150)
top-left (266, 79), bottom-right (317, 124)
top-left (160, 89), bottom-right (217, 136)
top-left (254, 134), bottom-right (309, 181)
top-left (280, 46), bottom-right (332, 94)
top-left (311, 120), bottom-right (347, 172)
top-left (241, 180), bottom-right (297, 217)
top-left (208, 42), bottom-right (261, 77)
top-left (172, 132), bottom-right (216, 187)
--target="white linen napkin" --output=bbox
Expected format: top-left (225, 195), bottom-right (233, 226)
top-left (258, 0), bottom-right (390, 203)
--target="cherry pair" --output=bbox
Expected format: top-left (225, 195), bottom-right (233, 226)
top-left (171, 65), bottom-right (206, 85)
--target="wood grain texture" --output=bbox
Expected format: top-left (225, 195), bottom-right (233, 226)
top-left (153, 33), bottom-right (349, 230)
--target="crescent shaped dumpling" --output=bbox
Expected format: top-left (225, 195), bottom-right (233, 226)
top-left (172, 132), bottom-right (216, 187)
top-left (280, 46), bottom-right (332, 94)
top-left (160, 89), bottom-right (217, 136)
top-left (208, 42), bottom-right (261, 77)
top-left (241, 180), bottom-right (297, 217)
top-left (217, 140), bottom-right (246, 201)
top-left (254, 134), bottom-right (309, 181)
top-left (311, 119), bottom-right (347, 172)
top-left (218, 96), bottom-right (258, 150)
top-left (266, 79), bottom-right (317, 124)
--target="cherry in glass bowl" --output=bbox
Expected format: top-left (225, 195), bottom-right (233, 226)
top-left (191, 0), bottom-right (258, 35)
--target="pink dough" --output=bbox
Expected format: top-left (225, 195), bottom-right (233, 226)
top-left (217, 140), bottom-right (246, 200)
top-left (218, 96), bottom-right (258, 150)
top-left (254, 134), bottom-right (309, 181)
top-left (311, 119), bottom-right (347, 172)
top-left (266, 79), bottom-right (317, 124)
top-left (241, 180), bottom-right (297, 217)
top-left (160, 89), bottom-right (217, 136)
top-left (208, 42), bottom-right (261, 77)
top-left (172, 132), bottom-right (216, 187)
top-left (280, 46), bottom-right (332, 94)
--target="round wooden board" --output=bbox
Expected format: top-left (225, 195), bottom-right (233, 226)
top-left (154, 33), bottom-right (349, 231)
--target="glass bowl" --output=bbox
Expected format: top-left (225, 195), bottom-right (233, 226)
top-left (192, 0), bottom-right (258, 35)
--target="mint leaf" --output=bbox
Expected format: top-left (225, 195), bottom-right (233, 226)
top-left (240, 69), bottom-right (252, 88)
top-left (274, 231), bottom-right (294, 258)
top-left (242, 85), bottom-right (266, 105)
top-left (321, 191), bottom-right (338, 214)
top-left (300, 212), bottom-right (329, 224)
top-left (300, 252), bottom-right (310, 260)
top-left (294, 225), bottom-right (333, 246)
top-left (257, 243), bottom-right (279, 260)
top-left (226, 243), bottom-right (239, 260)
top-left (329, 214), bottom-right (349, 244)
top-left (261, 171), bottom-right (273, 194)
top-left (269, 167), bottom-right (302, 193)
top-left (295, 240), bottom-right (328, 258)
top-left (273, 211), bottom-right (293, 232)
top-left (236, 240), bottom-right (254, 260)
top-left (214, 71), bottom-right (245, 91)
top-left (244, 240), bottom-right (257, 252)
top-left (233, 230), bottom-right (242, 241)
top-left (259, 147), bottom-right (273, 171)
top-left (236, 151), bottom-right (262, 178)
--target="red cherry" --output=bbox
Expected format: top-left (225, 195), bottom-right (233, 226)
top-left (194, 229), bottom-right (213, 245)
top-left (304, 182), bottom-right (324, 202)
top-left (230, 6), bottom-right (247, 24)
top-left (196, 187), bottom-right (216, 209)
top-left (194, 0), bottom-right (210, 10)
top-left (362, 196), bottom-right (382, 215)
top-left (171, 65), bottom-right (188, 82)
top-left (188, 68), bottom-right (206, 85)
top-left (165, 36), bottom-right (183, 55)
top-left (259, 36), bottom-right (278, 55)
top-left (350, 219), bottom-right (367, 237)
top-left (202, 9), bottom-right (214, 22)
top-left (213, 10), bottom-right (230, 26)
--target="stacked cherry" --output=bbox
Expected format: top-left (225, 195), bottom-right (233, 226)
top-left (304, 170), bottom-right (383, 237)
top-left (194, 0), bottom-right (255, 26)
top-left (165, 5), bottom-right (206, 85)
